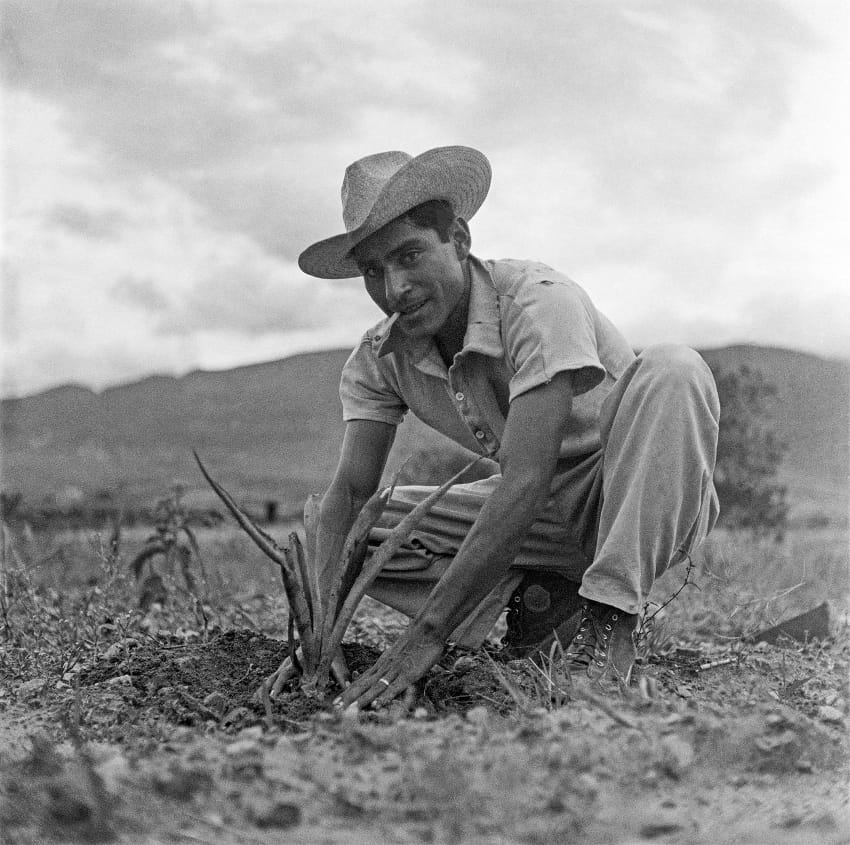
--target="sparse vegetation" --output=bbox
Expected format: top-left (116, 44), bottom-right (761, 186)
top-left (195, 451), bottom-right (482, 700)
top-left (0, 348), bottom-right (847, 842)
top-left (129, 486), bottom-right (207, 610)
top-left (1, 514), bottom-right (847, 843)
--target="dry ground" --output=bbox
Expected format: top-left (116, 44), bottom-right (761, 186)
top-left (0, 523), bottom-right (848, 844)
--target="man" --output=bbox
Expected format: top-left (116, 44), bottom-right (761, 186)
top-left (297, 146), bottom-right (719, 709)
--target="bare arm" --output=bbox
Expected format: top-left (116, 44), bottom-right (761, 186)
top-left (340, 371), bottom-right (574, 707)
top-left (316, 419), bottom-right (396, 598)
top-left (417, 370), bottom-right (574, 638)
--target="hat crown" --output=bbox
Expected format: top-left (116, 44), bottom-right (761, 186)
top-left (341, 151), bottom-right (412, 231)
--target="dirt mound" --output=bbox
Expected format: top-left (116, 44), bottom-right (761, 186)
top-left (66, 630), bottom-right (522, 742)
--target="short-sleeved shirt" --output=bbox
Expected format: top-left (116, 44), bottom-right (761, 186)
top-left (339, 255), bottom-right (636, 463)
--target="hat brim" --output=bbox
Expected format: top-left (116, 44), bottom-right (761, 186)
top-left (298, 146), bottom-right (491, 279)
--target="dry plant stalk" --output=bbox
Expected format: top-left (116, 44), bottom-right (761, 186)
top-left (194, 451), bottom-right (480, 700)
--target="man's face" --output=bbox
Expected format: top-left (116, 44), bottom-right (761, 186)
top-left (352, 216), bottom-right (470, 341)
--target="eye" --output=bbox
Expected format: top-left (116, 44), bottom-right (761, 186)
top-left (362, 265), bottom-right (383, 280)
top-left (400, 249), bottom-right (421, 267)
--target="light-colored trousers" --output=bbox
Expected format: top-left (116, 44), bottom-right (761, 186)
top-left (365, 345), bottom-right (720, 647)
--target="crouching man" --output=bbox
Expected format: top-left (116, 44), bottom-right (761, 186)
top-left (296, 146), bottom-right (719, 708)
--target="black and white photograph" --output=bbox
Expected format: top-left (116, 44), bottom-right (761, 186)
top-left (1, 2), bottom-right (847, 842)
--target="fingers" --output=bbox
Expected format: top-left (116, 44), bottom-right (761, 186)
top-left (364, 673), bottom-right (408, 710)
top-left (337, 659), bottom-right (414, 710)
top-left (331, 647), bottom-right (351, 688)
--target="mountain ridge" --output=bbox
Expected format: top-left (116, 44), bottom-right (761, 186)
top-left (2, 345), bottom-right (847, 525)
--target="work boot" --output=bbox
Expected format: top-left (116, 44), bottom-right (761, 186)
top-left (563, 600), bottom-right (638, 684)
top-left (501, 573), bottom-right (584, 659)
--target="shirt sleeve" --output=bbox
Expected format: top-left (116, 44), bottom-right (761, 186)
top-left (503, 276), bottom-right (606, 402)
top-left (339, 336), bottom-right (407, 425)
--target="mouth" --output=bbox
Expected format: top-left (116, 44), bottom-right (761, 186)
top-left (396, 299), bottom-right (428, 318)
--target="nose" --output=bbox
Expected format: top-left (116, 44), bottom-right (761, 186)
top-left (384, 265), bottom-right (412, 310)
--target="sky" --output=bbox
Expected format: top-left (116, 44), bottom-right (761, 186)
top-left (1, 0), bottom-right (848, 398)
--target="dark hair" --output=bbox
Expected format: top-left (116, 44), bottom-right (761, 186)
top-left (403, 199), bottom-right (455, 242)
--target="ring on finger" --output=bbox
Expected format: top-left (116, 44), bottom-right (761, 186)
top-left (378, 677), bottom-right (391, 687)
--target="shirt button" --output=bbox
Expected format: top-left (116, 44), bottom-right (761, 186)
top-left (455, 392), bottom-right (464, 401)
top-left (475, 430), bottom-right (485, 439)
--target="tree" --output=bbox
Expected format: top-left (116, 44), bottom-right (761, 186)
top-left (712, 365), bottom-right (788, 537)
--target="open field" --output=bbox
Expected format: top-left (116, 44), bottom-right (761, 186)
top-left (1, 520), bottom-right (848, 844)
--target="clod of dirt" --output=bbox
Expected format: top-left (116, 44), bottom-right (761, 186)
top-left (639, 816), bottom-right (685, 838)
top-left (151, 761), bottom-right (214, 800)
top-left (241, 794), bottom-right (302, 829)
top-left (817, 705), bottom-right (844, 724)
top-left (657, 735), bottom-right (695, 779)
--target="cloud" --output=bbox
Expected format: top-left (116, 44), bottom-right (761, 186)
top-left (0, 0), bottom-right (478, 260)
top-left (49, 204), bottom-right (125, 239)
top-left (111, 275), bottom-right (170, 312)
top-left (1, 0), bottom-right (847, 398)
top-left (156, 252), bottom-right (377, 336)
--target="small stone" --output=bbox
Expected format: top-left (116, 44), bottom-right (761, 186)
top-left (452, 655), bottom-right (477, 673)
top-left (105, 674), bottom-right (133, 686)
top-left (245, 796), bottom-right (302, 829)
top-left (658, 736), bottom-right (694, 779)
top-left (574, 773), bottom-right (598, 800)
top-left (152, 765), bottom-right (212, 800)
top-left (413, 707), bottom-right (429, 720)
top-left (639, 817), bottom-right (684, 838)
top-left (225, 739), bottom-right (263, 779)
top-left (17, 678), bottom-right (47, 698)
top-left (102, 642), bottom-right (124, 661)
top-left (221, 706), bottom-right (252, 728)
top-left (765, 712), bottom-right (787, 729)
top-left (202, 692), bottom-right (227, 715)
top-left (95, 754), bottom-right (131, 796)
top-left (731, 775), bottom-right (748, 787)
top-left (817, 705), bottom-right (844, 724)
top-left (225, 739), bottom-right (261, 757)
top-left (465, 706), bottom-right (489, 726)
top-left (795, 759), bottom-right (814, 773)
top-left (238, 726), bottom-right (265, 742)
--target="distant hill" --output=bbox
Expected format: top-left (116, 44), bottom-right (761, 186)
top-left (1, 345), bottom-right (847, 525)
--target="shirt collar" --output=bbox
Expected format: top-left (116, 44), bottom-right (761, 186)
top-left (375, 255), bottom-right (502, 362)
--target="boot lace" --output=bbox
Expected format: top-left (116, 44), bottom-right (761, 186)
top-left (565, 601), bottom-right (619, 670)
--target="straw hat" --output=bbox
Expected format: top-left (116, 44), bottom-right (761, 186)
top-left (298, 145), bottom-right (491, 279)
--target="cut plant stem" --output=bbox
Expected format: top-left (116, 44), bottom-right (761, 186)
top-left (194, 449), bottom-right (482, 700)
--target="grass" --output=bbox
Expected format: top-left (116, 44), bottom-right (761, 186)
top-left (3, 516), bottom-right (846, 700)
top-left (643, 527), bottom-right (849, 654)
top-left (1, 517), bottom-right (848, 844)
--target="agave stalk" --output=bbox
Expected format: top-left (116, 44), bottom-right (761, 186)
top-left (194, 451), bottom-right (480, 699)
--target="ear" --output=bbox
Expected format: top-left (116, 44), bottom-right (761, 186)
top-left (451, 218), bottom-right (471, 260)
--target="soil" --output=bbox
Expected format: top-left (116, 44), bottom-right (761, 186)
top-left (1, 626), bottom-right (848, 844)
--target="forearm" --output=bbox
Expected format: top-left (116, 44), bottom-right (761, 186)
top-left (416, 470), bottom-right (552, 640)
top-left (315, 479), bottom-right (371, 598)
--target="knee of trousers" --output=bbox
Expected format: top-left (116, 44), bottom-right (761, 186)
top-left (636, 344), bottom-right (719, 413)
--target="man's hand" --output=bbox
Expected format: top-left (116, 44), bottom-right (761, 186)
top-left (336, 624), bottom-right (446, 710)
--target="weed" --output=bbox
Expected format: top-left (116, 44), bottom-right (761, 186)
top-left (0, 523), bottom-right (136, 683)
top-left (130, 485), bottom-right (207, 609)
